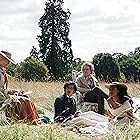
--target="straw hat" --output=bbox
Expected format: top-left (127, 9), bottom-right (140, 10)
top-left (105, 82), bottom-right (127, 90)
top-left (0, 51), bottom-right (15, 64)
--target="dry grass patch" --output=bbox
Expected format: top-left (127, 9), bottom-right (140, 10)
top-left (8, 80), bottom-right (140, 112)
top-left (9, 80), bottom-right (63, 111)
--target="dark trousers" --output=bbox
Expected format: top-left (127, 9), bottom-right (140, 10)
top-left (84, 87), bottom-right (108, 115)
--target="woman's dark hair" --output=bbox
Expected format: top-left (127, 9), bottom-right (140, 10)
top-left (116, 85), bottom-right (133, 107)
top-left (63, 81), bottom-right (77, 92)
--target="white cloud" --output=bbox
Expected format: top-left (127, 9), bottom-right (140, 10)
top-left (0, 0), bottom-right (140, 62)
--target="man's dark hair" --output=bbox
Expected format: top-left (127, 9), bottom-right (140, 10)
top-left (63, 81), bottom-right (77, 92)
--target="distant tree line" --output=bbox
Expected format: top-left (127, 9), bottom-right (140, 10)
top-left (92, 47), bottom-right (140, 82)
top-left (6, 47), bottom-right (140, 82)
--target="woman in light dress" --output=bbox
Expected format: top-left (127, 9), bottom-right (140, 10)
top-left (106, 82), bottom-right (134, 124)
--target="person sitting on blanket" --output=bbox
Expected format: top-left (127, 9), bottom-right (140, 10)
top-left (54, 81), bottom-right (80, 123)
top-left (105, 82), bottom-right (134, 124)
top-left (76, 62), bottom-right (109, 115)
top-left (0, 50), bottom-right (42, 125)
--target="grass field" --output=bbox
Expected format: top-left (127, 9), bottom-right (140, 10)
top-left (8, 80), bottom-right (140, 111)
top-left (0, 80), bottom-right (139, 140)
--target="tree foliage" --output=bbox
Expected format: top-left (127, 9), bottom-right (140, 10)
top-left (6, 64), bottom-right (17, 77)
top-left (16, 57), bottom-right (49, 81)
top-left (30, 46), bottom-right (39, 59)
top-left (117, 47), bottom-right (140, 82)
top-left (37, 0), bottom-right (73, 80)
top-left (112, 53), bottom-right (128, 63)
top-left (120, 58), bottom-right (140, 81)
top-left (92, 53), bottom-right (120, 82)
top-left (64, 58), bottom-right (83, 80)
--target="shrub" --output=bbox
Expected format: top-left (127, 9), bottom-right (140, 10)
top-left (16, 57), bottom-right (49, 81)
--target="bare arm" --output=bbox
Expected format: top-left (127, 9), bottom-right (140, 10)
top-left (107, 110), bottom-right (115, 122)
top-left (125, 110), bottom-right (134, 121)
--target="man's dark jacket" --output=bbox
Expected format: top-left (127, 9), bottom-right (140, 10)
top-left (54, 94), bottom-right (76, 119)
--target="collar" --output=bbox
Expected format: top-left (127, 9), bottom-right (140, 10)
top-left (63, 93), bottom-right (73, 99)
top-left (84, 75), bottom-right (92, 79)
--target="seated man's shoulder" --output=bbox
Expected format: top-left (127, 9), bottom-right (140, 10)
top-left (55, 95), bottom-right (64, 101)
top-left (54, 96), bottom-right (64, 105)
top-left (77, 74), bottom-right (83, 79)
top-left (91, 75), bottom-right (98, 81)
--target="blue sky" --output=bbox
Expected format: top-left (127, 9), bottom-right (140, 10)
top-left (0, 0), bottom-right (140, 63)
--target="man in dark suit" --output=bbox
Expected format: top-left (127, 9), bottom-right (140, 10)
top-left (76, 62), bottom-right (108, 115)
top-left (54, 81), bottom-right (78, 122)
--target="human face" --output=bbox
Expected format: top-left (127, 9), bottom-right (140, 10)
top-left (65, 84), bottom-right (75, 97)
top-left (82, 65), bottom-right (92, 77)
top-left (108, 86), bottom-right (118, 98)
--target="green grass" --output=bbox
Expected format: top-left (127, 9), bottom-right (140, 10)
top-left (100, 123), bottom-right (140, 140)
top-left (0, 80), bottom-right (139, 140)
top-left (0, 121), bottom-right (93, 140)
top-left (0, 120), bottom-right (140, 140)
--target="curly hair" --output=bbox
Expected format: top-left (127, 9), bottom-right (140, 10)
top-left (63, 81), bottom-right (77, 92)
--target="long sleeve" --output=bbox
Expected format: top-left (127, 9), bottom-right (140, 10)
top-left (0, 70), bottom-right (5, 90)
top-left (0, 70), bottom-right (9, 94)
top-left (54, 97), bottom-right (64, 118)
top-left (54, 95), bottom-right (76, 119)
top-left (107, 101), bottom-right (132, 117)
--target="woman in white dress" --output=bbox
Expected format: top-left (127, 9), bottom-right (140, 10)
top-left (106, 82), bottom-right (134, 124)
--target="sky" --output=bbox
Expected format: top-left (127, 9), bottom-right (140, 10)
top-left (0, 0), bottom-right (140, 63)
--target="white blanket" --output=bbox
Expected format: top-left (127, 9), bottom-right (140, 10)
top-left (67, 111), bottom-right (109, 135)
top-left (66, 97), bottom-right (140, 135)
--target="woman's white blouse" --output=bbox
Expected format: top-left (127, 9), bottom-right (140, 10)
top-left (108, 100), bottom-right (132, 118)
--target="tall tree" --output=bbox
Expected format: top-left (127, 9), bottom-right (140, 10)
top-left (30, 46), bottom-right (39, 59)
top-left (92, 53), bottom-right (120, 82)
top-left (37, 0), bottom-right (73, 80)
top-left (112, 52), bottom-right (128, 63)
top-left (134, 47), bottom-right (140, 54)
top-left (120, 58), bottom-right (140, 82)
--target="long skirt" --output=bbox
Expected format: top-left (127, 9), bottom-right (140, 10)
top-left (6, 95), bottom-right (40, 125)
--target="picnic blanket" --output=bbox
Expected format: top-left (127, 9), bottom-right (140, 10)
top-left (65, 97), bottom-right (140, 136)
top-left (66, 111), bottom-right (109, 135)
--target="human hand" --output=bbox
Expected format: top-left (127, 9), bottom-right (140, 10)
top-left (18, 91), bottom-right (24, 95)
top-left (9, 89), bottom-right (24, 95)
top-left (8, 89), bottom-right (19, 95)
top-left (74, 111), bottom-right (81, 117)
top-left (107, 96), bottom-right (121, 109)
